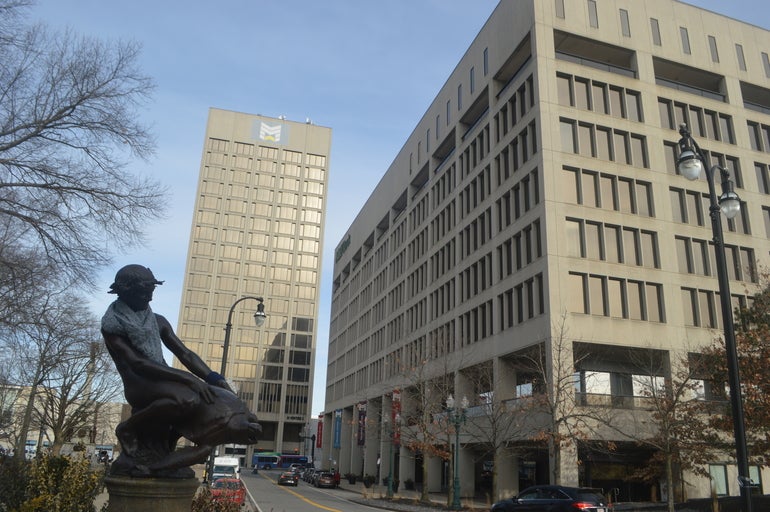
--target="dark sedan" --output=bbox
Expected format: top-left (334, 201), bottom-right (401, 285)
top-left (277, 471), bottom-right (299, 486)
top-left (491, 485), bottom-right (611, 512)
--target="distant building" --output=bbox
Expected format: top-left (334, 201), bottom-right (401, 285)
top-left (324, 0), bottom-right (770, 504)
top-left (176, 109), bottom-right (331, 466)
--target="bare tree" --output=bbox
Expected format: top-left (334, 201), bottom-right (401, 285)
top-left (36, 335), bottom-right (122, 455)
top-left (3, 291), bottom-right (105, 459)
top-left (463, 361), bottom-right (530, 501)
top-left (0, 0), bottom-right (165, 284)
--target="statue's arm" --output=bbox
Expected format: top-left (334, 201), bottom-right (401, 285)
top-left (102, 329), bottom-right (204, 387)
top-left (155, 314), bottom-right (234, 393)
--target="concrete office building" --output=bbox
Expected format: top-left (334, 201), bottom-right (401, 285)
top-left (323, 0), bottom-right (770, 504)
top-left (176, 108), bottom-right (331, 466)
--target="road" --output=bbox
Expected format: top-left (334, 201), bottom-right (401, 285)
top-left (241, 471), bottom-right (383, 512)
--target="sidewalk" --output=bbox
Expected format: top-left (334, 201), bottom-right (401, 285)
top-left (336, 480), bottom-right (493, 511)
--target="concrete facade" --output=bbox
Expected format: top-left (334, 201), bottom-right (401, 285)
top-left (324, 0), bottom-right (770, 504)
top-left (176, 108), bottom-right (331, 465)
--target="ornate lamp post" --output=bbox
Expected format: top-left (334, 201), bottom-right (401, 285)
top-left (446, 394), bottom-right (468, 510)
top-left (207, 296), bottom-right (266, 482)
top-left (384, 413), bottom-right (401, 498)
top-left (677, 124), bottom-right (752, 512)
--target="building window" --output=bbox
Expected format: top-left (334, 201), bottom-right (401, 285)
top-left (458, 84), bottom-right (462, 111)
top-left (650, 18), bottom-right (661, 46)
top-left (470, 66), bottom-right (475, 94)
top-left (680, 27), bottom-right (691, 55)
top-left (483, 47), bottom-right (489, 76)
top-left (446, 100), bottom-right (451, 125)
top-left (588, 0), bottom-right (598, 28)
top-left (620, 9), bottom-right (631, 37)
top-left (763, 52), bottom-right (770, 78)
top-left (555, 0), bottom-right (565, 19)
top-left (736, 44), bottom-right (747, 71)
top-left (708, 35), bottom-right (720, 63)
top-left (709, 465), bottom-right (728, 496)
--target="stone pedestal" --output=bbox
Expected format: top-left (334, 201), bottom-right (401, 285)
top-left (104, 475), bottom-right (200, 512)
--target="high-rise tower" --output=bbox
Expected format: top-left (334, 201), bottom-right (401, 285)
top-left (177, 108), bottom-right (331, 465)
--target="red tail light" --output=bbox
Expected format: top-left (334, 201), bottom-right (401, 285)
top-left (572, 503), bottom-right (597, 510)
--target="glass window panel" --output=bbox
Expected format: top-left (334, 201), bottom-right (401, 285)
top-left (609, 87), bottom-right (624, 117)
top-left (641, 231), bottom-right (656, 267)
top-left (618, 178), bottom-right (633, 213)
top-left (578, 124), bottom-right (594, 157)
top-left (631, 136), bottom-right (646, 167)
top-left (688, 107), bottom-right (705, 137)
top-left (627, 91), bottom-right (641, 122)
top-left (575, 78), bottom-right (590, 110)
top-left (651, 18), bottom-right (661, 46)
top-left (628, 281), bottom-right (642, 319)
top-left (675, 237), bottom-right (690, 273)
top-left (623, 228), bottom-right (639, 265)
top-left (592, 83), bottom-right (608, 114)
top-left (674, 103), bottom-right (687, 128)
top-left (557, 74), bottom-right (573, 106)
top-left (681, 288), bottom-right (697, 326)
top-left (585, 371), bottom-right (611, 394)
top-left (637, 182), bottom-right (652, 217)
top-left (585, 222), bottom-right (601, 260)
top-left (736, 44), bottom-right (747, 71)
top-left (566, 219), bottom-right (583, 257)
top-left (709, 465), bottom-right (728, 496)
top-left (708, 35), bottom-right (719, 62)
top-left (680, 27), bottom-right (691, 54)
top-left (600, 175), bottom-right (615, 209)
top-left (560, 120), bottom-right (576, 153)
top-left (698, 291), bottom-right (714, 327)
top-left (605, 226), bottom-right (620, 263)
top-left (763, 207), bottom-right (770, 238)
top-left (693, 240), bottom-right (708, 275)
top-left (564, 167), bottom-right (580, 204)
top-left (596, 128), bottom-right (611, 160)
top-left (613, 132), bottom-right (628, 164)
top-left (705, 111), bottom-right (718, 140)
top-left (582, 172), bottom-right (598, 207)
top-left (748, 122), bottom-right (761, 151)
top-left (620, 9), bottom-right (631, 37)
top-left (608, 278), bottom-right (623, 318)
top-left (589, 276), bottom-right (605, 315)
top-left (568, 273), bottom-right (587, 313)
top-left (646, 284), bottom-right (662, 322)
top-left (659, 99), bottom-right (673, 129)
top-left (588, 0), bottom-right (598, 27)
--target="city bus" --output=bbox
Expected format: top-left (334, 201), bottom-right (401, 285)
top-left (251, 452), bottom-right (308, 470)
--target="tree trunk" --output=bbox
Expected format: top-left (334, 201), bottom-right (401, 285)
top-left (666, 453), bottom-right (675, 512)
top-left (14, 381), bottom-right (39, 460)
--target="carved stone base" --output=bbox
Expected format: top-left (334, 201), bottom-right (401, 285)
top-left (103, 475), bottom-right (200, 512)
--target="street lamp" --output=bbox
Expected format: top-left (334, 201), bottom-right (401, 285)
top-left (677, 124), bottom-right (752, 512)
top-left (384, 413), bottom-right (401, 498)
top-left (207, 296), bottom-right (266, 482)
top-left (446, 394), bottom-right (468, 511)
top-left (221, 296), bottom-right (266, 375)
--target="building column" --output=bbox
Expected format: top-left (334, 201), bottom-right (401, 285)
top-left (496, 446), bottom-right (518, 502)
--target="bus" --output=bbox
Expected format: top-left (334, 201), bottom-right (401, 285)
top-left (252, 452), bottom-right (280, 470)
top-left (251, 452), bottom-right (309, 470)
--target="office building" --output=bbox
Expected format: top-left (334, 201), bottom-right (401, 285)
top-left (177, 108), bottom-right (331, 465)
top-left (324, 0), bottom-right (770, 503)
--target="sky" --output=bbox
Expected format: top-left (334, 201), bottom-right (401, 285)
top-left (28, 0), bottom-right (770, 417)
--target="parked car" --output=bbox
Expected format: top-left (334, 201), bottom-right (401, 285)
top-left (210, 478), bottom-right (246, 507)
top-left (288, 463), bottom-right (304, 474)
top-left (315, 471), bottom-right (336, 488)
top-left (490, 485), bottom-right (611, 512)
top-left (278, 470), bottom-right (299, 486)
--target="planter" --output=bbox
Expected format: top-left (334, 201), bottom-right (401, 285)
top-left (404, 480), bottom-right (415, 491)
top-left (347, 477), bottom-right (357, 484)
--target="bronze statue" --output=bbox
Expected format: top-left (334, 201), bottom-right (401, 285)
top-left (101, 264), bottom-right (260, 478)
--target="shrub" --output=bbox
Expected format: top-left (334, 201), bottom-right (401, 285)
top-left (15, 454), bottom-right (103, 512)
top-left (191, 485), bottom-right (241, 512)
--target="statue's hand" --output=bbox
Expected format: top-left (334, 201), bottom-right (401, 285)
top-left (198, 381), bottom-right (216, 404)
top-left (213, 378), bottom-right (235, 394)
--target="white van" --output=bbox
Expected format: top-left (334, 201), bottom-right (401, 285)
top-left (212, 456), bottom-right (240, 481)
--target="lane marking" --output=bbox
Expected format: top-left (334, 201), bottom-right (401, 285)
top-left (261, 474), bottom-right (342, 512)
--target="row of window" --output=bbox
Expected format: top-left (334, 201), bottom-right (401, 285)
top-left (560, 118), bottom-right (649, 167)
top-left (207, 136), bottom-right (327, 166)
top-left (568, 272), bottom-right (664, 322)
top-left (556, 0), bottom-right (770, 78)
top-left (557, 73), bottom-right (642, 122)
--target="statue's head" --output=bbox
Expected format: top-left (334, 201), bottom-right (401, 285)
top-left (108, 264), bottom-right (164, 298)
